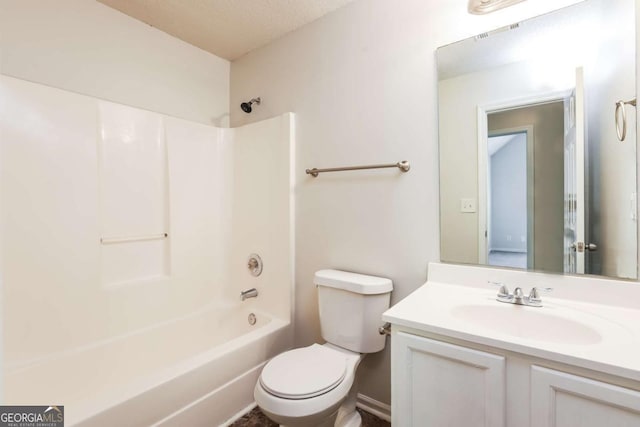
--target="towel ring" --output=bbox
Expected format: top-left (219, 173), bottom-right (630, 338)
top-left (615, 98), bottom-right (636, 142)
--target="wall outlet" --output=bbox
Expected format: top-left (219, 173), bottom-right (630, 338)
top-left (460, 198), bottom-right (476, 213)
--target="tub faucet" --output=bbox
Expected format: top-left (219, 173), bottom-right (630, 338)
top-left (241, 288), bottom-right (258, 301)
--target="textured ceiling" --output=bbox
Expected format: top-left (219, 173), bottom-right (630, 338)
top-left (98, 0), bottom-right (357, 60)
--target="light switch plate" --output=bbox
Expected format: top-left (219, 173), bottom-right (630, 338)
top-left (460, 198), bottom-right (476, 213)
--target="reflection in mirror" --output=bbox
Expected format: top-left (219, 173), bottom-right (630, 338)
top-left (437, 0), bottom-right (638, 280)
top-left (487, 101), bottom-right (566, 274)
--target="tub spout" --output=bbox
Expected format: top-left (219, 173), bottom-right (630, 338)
top-left (241, 288), bottom-right (258, 301)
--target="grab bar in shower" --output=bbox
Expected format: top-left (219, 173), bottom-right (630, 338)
top-left (100, 233), bottom-right (168, 245)
top-left (305, 160), bottom-right (410, 177)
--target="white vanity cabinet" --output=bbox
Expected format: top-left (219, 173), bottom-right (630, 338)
top-left (391, 329), bottom-right (640, 427)
top-left (392, 331), bottom-right (506, 427)
top-left (531, 366), bottom-right (640, 427)
top-left (383, 264), bottom-right (640, 426)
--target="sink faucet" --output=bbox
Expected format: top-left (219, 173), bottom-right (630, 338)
top-left (489, 282), bottom-right (551, 307)
top-left (513, 287), bottom-right (525, 304)
top-left (527, 287), bottom-right (548, 305)
top-left (241, 288), bottom-right (258, 301)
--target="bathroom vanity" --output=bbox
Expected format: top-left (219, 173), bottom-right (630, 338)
top-left (383, 263), bottom-right (640, 427)
top-left (423, 0), bottom-right (640, 424)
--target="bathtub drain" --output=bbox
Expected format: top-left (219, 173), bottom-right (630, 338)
top-left (248, 313), bottom-right (257, 325)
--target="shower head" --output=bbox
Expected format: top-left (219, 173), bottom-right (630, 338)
top-left (240, 97), bottom-right (261, 113)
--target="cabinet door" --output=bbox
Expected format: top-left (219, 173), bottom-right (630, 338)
top-left (392, 332), bottom-right (505, 427)
top-left (531, 366), bottom-right (640, 427)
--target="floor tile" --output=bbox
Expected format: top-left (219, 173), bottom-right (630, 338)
top-left (229, 406), bottom-right (391, 426)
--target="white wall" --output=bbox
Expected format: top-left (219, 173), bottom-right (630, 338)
top-left (230, 0), bottom-right (584, 405)
top-left (0, 0), bottom-right (230, 126)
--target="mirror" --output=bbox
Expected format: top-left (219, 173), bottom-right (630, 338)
top-left (437, 0), bottom-right (638, 280)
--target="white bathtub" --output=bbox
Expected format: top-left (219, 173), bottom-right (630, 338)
top-left (4, 303), bottom-right (291, 426)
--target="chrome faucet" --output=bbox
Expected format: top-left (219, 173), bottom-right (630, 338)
top-left (240, 288), bottom-right (258, 301)
top-left (489, 282), bottom-right (551, 307)
top-left (513, 287), bottom-right (525, 304)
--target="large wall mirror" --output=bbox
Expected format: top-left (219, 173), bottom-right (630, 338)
top-left (437, 0), bottom-right (638, 280)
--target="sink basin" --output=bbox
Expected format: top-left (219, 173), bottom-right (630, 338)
top-left (450, 304), bottom-right (602, 345)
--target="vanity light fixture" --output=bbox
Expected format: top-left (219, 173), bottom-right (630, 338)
top-left (468, 0), bottom-right (526, 15)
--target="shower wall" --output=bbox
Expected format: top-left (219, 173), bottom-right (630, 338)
top-left (227, 117), bottom-right (295, 318)
top-left (0, 75), bottom-right (293, 376)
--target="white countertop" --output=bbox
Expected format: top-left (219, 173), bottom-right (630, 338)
top-left (383, 263), bottom-right (640, 382)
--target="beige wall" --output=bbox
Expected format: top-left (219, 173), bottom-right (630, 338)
top-left (230, 0), bottom-right (584, 405)
top-left (489, 103), bottom-right (565, 273)
top-left (0, 0), bottom-right (230, 126)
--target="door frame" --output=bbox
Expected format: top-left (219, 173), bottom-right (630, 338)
top-left (477, 89), bottom-right (572, 266)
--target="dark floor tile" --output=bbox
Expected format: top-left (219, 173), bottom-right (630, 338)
top-left (229, 406), bottom-right (278, 426)
top-left (357, 407), bottom-right (391, 427)
top-left (229, 406), bottom-right (391, 427)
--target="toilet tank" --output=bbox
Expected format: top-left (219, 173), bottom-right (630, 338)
top-left (315, 269), bottom-right (393, 353)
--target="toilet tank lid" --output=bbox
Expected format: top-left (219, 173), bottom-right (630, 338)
top-left (314, 269), bottom-right (393, 295)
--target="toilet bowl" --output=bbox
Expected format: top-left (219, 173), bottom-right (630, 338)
top-left (254, 269), bottom-right (393, 427)
top-left (254, 343), bottom-right (364, 427)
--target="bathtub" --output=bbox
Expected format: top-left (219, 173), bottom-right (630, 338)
top-left (4, 303), bottom-right (291, 426)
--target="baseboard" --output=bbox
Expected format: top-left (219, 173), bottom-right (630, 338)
top-left (356, 393), bottom-right (391, 422)
top-left (489, 248), bottom-right (526, 254)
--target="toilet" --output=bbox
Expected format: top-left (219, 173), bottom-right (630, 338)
top-left (254, 269), bottom-right (393, 427)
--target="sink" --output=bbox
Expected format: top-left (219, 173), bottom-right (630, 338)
top-left (382, 266), bottom-right (640, 382)
top-left (450, 304), bottom-right (602, 345)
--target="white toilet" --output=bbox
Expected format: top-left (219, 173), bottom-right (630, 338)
top-left (254, 269), bottom-right (393, 427)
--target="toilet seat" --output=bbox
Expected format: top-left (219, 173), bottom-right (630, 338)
top-left (260, 344), bottom-right (347, 399)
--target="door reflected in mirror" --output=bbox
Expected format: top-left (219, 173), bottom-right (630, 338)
top-left (437, 0), bottom-right (637, 280)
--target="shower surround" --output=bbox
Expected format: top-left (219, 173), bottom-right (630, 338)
top-left (0, 75), bottom-right (294, 426)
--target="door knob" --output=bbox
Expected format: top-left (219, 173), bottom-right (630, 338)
top-left (571, 242), bottom-right (597, 252)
